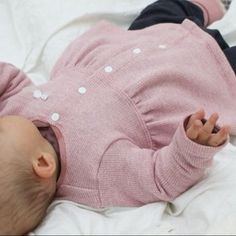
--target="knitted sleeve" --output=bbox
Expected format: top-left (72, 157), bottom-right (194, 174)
top-left (98, 117), bottom-right (228, 207)
top-left (0, 62), bottom-right (31, 102)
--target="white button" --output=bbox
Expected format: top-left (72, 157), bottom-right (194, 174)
top-left (158, 44), bottom-right (167, 49)
top-left (133, 48), bottom-right (141, 54)
top-left (51, 113), bottom-right (60, 121)
top-left (33, 89), bottom-right (42, 98)
top-left (104, 66), bottom-right (113, 73)
top-left (78, 87), bottom-right (87, 94)
top-left (41, 93), bottom-right (49, 100)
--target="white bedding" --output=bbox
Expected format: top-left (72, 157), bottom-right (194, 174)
top-left (0, 0), bottom-right (236, 235)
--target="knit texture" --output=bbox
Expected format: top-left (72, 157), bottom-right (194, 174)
top-left (0, 20), bottom-right (236, 208)
top-left (192, 0), bottom-right (225, 26)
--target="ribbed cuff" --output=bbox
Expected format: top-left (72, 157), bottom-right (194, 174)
top-left (192, 0), bottom-right (225, 26)
top-left (173, 116), bottom-right (229, 159)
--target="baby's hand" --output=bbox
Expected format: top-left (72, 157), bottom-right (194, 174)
top-left (185, 109), bottom-right (230, 147)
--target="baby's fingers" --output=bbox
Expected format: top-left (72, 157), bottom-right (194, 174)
top-left (186, 109), bottom-right (205, 130)
top-left (201, 113), bottom-right (219, 134)
top-left (186, 120), bottom-right (203, 140)
top-left (207, 126), bottom-right (230, 147)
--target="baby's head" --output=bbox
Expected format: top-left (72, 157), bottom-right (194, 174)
top-left (0, 116), bottom-right (59, 235)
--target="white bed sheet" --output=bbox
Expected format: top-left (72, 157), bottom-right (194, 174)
top-left (0, 0), bottom-right (236, 235)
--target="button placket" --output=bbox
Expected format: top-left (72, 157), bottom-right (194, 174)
top-left (158, 44), bottom-right (167, 49)
top-left (51, 113), bottom-right (60, 122)
top-left (33, 89), bottom-right (42, 98)
top-left (41, 93), bottom-right (49, 100)
top-left (133, 48), bottom-right (141, 54)
top-left (33, 89), bottom-right (49, 101)
top-left (78, 87), bottom-right (87, 94)
top-left (104, 66), bottom-right (113, 73)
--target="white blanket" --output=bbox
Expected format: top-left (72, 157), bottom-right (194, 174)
top-left (0, 0), bottom-right (236, 234)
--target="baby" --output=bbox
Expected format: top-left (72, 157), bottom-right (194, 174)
top-left (1, 0), bottom-right (236, 234)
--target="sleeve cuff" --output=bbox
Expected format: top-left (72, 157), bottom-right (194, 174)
top-left (172, 116), bottom-right (229, 159)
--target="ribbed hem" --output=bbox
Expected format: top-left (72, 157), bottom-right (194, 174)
top-left (173, 116), bottom-right (229, 159)
top-left (192, 0), bottom-right (225, 26)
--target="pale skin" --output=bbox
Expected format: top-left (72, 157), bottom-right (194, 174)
top-left (0, 116), bottom-right (58, 182)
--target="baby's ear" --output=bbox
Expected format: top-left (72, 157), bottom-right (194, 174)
top-left (32, 153), bottom-right (56, 179)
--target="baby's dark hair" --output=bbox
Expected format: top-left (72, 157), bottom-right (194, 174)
top-left (0, 151), bottom-right (55, 235)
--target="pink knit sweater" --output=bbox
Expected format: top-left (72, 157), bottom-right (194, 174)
top-left (0, 19), bottom-right (236, 208)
